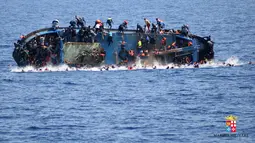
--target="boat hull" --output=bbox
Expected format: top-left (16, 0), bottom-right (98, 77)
top-left (13, 27), bottom-right (214, 67)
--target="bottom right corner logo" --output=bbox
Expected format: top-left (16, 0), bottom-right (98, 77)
top-left (225, 115), bottom-right (238, 133)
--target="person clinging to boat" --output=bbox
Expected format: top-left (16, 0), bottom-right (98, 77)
top-left (136, 23), bottom-right (144, 33)
top-left (156, 18), bottom-right (165, 31)
top-left (118, 20), bottom-right (128, 33)
top-left (51, 19), bottom-right (59, 30)
top-left (181, 24), bottom-right (190, 36)
top-left (118, 41), bottom-right (129, 64)
top-left (75, 15), bottom-right (86, 28)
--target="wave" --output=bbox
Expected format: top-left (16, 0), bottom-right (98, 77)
top-left (9, 56), bottom-right (248, 73)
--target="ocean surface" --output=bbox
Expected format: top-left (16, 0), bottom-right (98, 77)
top-left (1, 0), bottom-right (255, 142)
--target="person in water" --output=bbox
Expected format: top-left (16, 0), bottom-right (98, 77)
top-left (118, 20), bottom-right (128, 33)
top-left (106, 17), bottom-right (114, 29)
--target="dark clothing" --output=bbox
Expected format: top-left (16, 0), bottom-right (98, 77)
top-left (118, 48), bottom-right (128, 61)
top-left (106, 19), bottom-right (113, 29)
top-left (93, 21), bottom-right (97, 28)
top-left (76, 17), bottom-right (85, 28)
top-left (119, 25), bottom-right (124, 33)
top-left (78, 28), bottom-right (85, 42)
top-left (151, 23), bottom-right (157, 33)
top-left (136, 24), bottom-right (144, 33)
top-left (121, 42), bottom-right (125, 49)
top-left (157, 21), bottom-right (165, 31)
top-left (150, 37), bottom-right (156, 44)
top-left (118, 23), bottom-right (127, 33)
top-left (181, 25), bottom-right (189, 36)
top-left (70, 20), bottom-right (77, 27)
top-left (100, 23), bottom-right (104, 32)
top-left (107, 36), bottom-right (113, 46)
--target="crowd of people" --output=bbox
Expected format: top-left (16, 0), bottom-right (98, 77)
top-left (51, 16), bottom-right (194, 65)
top-left (14, 33), bottom-right (61, 67)
top-left (14, 16), bottom-right (194, 67)
top-left (52, 16), bottom-right (190, 36)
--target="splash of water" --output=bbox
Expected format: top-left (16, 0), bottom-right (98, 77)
top-left (9, 56), bottom-right (246, 73)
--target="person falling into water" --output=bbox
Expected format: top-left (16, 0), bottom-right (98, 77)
top-left (107, 32), bottom-right (113, 46)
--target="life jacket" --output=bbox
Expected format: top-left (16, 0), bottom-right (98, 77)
top-left (138, 40), bottom-right (142, 47)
